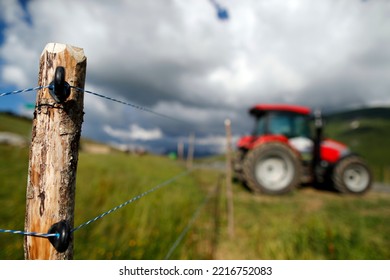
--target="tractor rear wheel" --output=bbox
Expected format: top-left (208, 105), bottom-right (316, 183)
top-left (332, 155), bottom-right (372, 194)
top-left (242, 142), bottom-right (301, 195)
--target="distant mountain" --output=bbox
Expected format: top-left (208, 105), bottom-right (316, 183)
top-left (325, 106), bottom-right (390, 121)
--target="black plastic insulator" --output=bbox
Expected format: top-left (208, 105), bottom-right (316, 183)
top-left (48, 220), bottom-right (71, 253)
top-left (49, 66), bottom-right (71, 103)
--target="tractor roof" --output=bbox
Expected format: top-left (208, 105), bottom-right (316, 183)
top-left (250, 104), bottom-right (311, 115)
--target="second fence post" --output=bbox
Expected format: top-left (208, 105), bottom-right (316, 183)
top-left (225, 119), bottom-right (234, 238)
top-left (187, 133), bottom-right (195, 169)
top-left (24, 43), bottom-right (86, 260)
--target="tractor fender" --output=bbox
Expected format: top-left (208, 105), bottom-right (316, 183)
top-left (237, 135), bottom-right (290, 150)
top-left (326, 151), bottom-right (364, 173)
top-left (251, 135), bottom-right (289, 149)
top-left (237, 135), bottom-right (307, 162)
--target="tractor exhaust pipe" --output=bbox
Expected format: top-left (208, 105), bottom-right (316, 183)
top-left (313, 109), bottom-right (323, 183)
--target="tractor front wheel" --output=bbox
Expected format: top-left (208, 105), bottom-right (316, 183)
top-left (332, 155), bottom-right (372, 194)
top-left (243, 142), bottom-right (301, 195)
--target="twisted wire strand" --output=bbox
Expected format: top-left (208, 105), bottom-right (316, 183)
top-left (0, 228), bottom-right (59, 238)
top-left (164, 185), bottom-right (216, 260)
top-left (1, 85), bottom-right (184, 123)
top-left (0, 85), bottom-right (49, 97)
top-left (70, 86), bottom-right (183, 122)
top-left (72, 170), bottom-right (192, 233)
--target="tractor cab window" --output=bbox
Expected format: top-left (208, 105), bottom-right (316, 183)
top-left (253, 111), bottom-right (310, 138)
top-left (254, 115), bottom-right (266, 136)
top-left (294, 115), bottom-right (311, 138)
top-left (268, 112), bottom-right (292, 136)
top-left (268, 112), bottom-right (310, 138)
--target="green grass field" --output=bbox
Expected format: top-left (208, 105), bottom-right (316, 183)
top-left (1, 110), bottom-right (390, 260)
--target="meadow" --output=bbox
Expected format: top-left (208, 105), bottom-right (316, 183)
top-left (1, 110), bottom-right (390, 259)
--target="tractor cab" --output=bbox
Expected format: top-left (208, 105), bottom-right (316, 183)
top-left (235, 104), bottom-right (372, 195)
top-left (250, 104), bottom-right (311, 139)
top-left (238, 105), bottom-right (316, 160)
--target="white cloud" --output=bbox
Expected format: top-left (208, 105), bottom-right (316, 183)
top-left (103, 124), bottom-right (163, 141)
top-left (2, 65), bottom-right (28, 86)
top-left (0, 0), bottom-right (24, 25)
top-left (208, 54), bottom-right (256, 93)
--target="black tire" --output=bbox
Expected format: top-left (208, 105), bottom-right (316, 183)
top-left (242, 142), bottom-right (301, 195)
top-left (332, 155), bottom-right (372, 194)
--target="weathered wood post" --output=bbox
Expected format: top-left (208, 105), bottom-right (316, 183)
top-left (177, 140), bottom-right (184, 162)
top-left (225, 119), bottom-right (234, 238)
top-left (24, 43), bottom-right (86, 260)
top-left (187, 133), bottom-right (195, 169)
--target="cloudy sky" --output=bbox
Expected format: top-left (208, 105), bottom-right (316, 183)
top-left (0, 0), bottom-right (389, 155)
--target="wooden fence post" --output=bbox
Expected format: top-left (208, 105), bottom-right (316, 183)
top-left (177, 140), bottom-right (184, 162)
top-left (225, 119), bottom-right (234, 238)
top-left (187, 133), bottom-right (195, 169)
top-left (24, 43), bottom-right (86, 260)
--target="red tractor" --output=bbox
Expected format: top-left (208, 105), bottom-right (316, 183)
top-left (234, 104), bottom-right (372, 195)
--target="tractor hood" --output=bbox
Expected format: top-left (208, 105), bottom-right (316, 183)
top-left (237, 135), bottom-right (256, 150)
top-left (320, 139), bottom-right (350, 163)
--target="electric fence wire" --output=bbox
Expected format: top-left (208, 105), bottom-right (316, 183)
top-left (164, 185), bottom-right (216, 260)
top-left (70, 86), bottom-right (184, 123)
top-left (0, 85), bottom-right (49, 97)
top-left (0, 228), bottom-right (59, 239)
top-left (0, 85), bottom-right (184, 123)
top-left (71, 169), bottom-right (192, 233)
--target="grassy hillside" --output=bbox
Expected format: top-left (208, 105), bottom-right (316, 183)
top-left (1, 110), bottom-right (390, 260)
top-left (0, 112), bottom-right (32, 138)
top-left (324, 107), bottom-right (390, 181)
